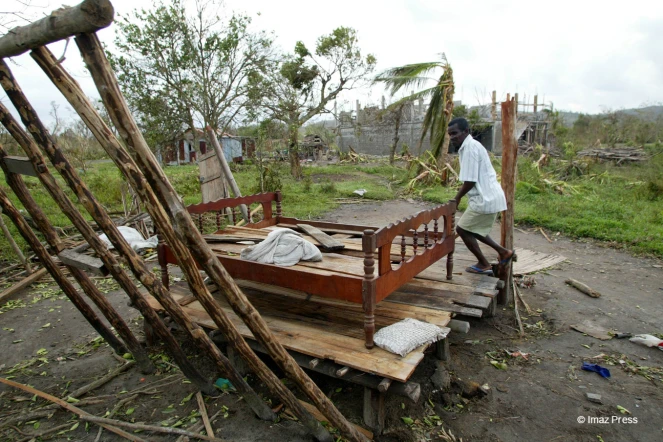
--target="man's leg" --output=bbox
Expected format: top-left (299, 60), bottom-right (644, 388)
top-left (457, 226), bottom-right (491, 269)
top-left (474, 234), bottom-right (514, 263)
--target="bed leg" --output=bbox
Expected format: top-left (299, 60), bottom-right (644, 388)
top-left (362, 229), bottom-right (377, 349)
top-left (435, 337), bottom-right (451, 362)
top-left (446, 251), bottom-right (453, 280)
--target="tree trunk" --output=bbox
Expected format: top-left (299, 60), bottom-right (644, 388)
top-left (499, 98), bottom-right (517, 306)
top-left (288, 125), bottom-right (302, 179)
top-left (0, 0), bottom-right (114, 59)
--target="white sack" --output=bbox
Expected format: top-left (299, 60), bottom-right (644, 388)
top-left (374, 318), bottom-right (450, 357)
top-left (240, 228), bottom-right (322, 266)
top-left (99, 226), bottom-right (158, 252)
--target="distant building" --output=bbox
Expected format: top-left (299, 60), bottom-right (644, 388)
top-left (162, 128), bottom-right (248, 165)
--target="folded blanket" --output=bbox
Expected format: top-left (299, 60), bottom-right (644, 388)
top-left (240, 228), bottom-right (322, 266)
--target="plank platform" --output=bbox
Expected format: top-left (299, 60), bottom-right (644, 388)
top-left (145, 281), bottom-right (451, 382)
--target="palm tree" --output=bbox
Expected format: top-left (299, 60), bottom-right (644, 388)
top-left (374, 55), bottom-right (454, 178)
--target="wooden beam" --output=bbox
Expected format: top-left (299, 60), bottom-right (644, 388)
top-left (205, 126), bottom-right (249, 222)
top-left (0, 0), bottom-right (114, 59)
top-left (0, 267), bottom-right (47, 303)
top-left (0, 207), bottom-right (31, 273)
top-left (0, 147), bottom-right (153, 373)
top-left (0, 59), bottom-right (208, 391)
top-left (58, 249), bottom-right (108, 276)
top-left (298, 224), bottom-right (345, 251)
top-left (32, 43), bottom-right (324, 431)
top-left (499, 97), bottom-right (517, 305)
top-left (77, 32), bottom-right (367, 442)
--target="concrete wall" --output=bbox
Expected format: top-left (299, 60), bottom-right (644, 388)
top-left (339, 120), bottom-right (432, 156)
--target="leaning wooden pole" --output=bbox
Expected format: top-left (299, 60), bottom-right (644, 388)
top-left (0, 146), bottom-right (154, 373)
top-left (499, 97), bottom-right (517, 306)
top-left (0, 207), bottom-right (31, 274)
top-left (0, 0), bottom-right (114, 58)
top-left (206, 127), bottom-right (249, 223)
top-left (0, 70), bottom-right (212, 394)
top-left (76, 32), bottom-right (369, 442)
top-left (31, 45), bottom-right (331, 438)
top-left (0, 185), bottom-right (129, 356)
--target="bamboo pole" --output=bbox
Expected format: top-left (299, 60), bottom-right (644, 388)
top-left (206, 127), bottom-right (249, 222)
top-left (0, 208), bottom-right (31, 274)
top-left (0, 0), bottom-right (114, 58)
top-left (0, 146), bottom-right (154, 373)
top-left (0, 64), bottom-right (212, 394)
top-left (0, 186), bottom-right (128, 356)
top-left (499, 97), bottom-right (517, 306)
top-left (76, 32), bottom-right (369, 442)
top-left (30, 46), bottom-right (284, 424)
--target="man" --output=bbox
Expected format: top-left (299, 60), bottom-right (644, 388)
top-left (448, 117), bottom-right (515, 275)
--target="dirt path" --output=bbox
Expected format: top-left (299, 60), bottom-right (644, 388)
top-left (1, 200), bottom-right (661, 441)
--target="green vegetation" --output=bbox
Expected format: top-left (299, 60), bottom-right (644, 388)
top-left (2, 147), bottom-right (662, 264)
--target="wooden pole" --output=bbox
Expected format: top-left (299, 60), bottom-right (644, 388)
top-left (76, 32), bottom-right (369, 442)
top-left (0, 146), bottom-right (154, 373)
top-left (0, 186), bottom-right (130, 356)
top-left (491, 90), bottom-right (497, 121)
top-left (0, 63), bottom-right (213, 394)
top-left (30, 45), bottom-right (282, 425)
top-left (0, 0), bottom-right (114, 59)
top-left (0, 207), bottom-right (31, 274)
top-left (206, 126), bottom-right (249, 222)
top-left (499, 98), bottom-right (517, 306)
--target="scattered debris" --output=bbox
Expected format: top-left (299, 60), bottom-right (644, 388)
top-left (565, 279), bottom-right (601, 298)
top-left (353, 189), bottom-right (367, 197)
top-left (585, 393), bottom-right (603, 404)
top-left (629, 334), bottom-right (663, 350)
top-left (581, 362), bottom-right (611, 378)
top-left (578, 147), bottom-right (648, 163)
top-left (571, 322), bottom-right (613, 341)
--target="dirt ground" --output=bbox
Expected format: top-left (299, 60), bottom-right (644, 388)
top-left (1, 200), bottom-right (662, 441)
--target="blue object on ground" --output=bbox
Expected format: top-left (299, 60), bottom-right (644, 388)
top-left (582, 362), bottom-right (611, 378)
top-left (215, 377), bottom-right (235, 390)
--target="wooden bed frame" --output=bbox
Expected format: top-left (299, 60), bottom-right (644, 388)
top-left (157, 191), bottom-right (456, 349)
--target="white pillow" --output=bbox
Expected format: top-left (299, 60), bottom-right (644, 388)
top-left (374, 318), bottom-right (450, 357)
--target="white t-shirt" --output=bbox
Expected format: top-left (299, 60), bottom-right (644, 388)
top-left (458, 135), bottom-right (507, 214)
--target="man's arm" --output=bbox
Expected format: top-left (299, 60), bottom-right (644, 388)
top-left (453, 181), bottom-right (476, 210)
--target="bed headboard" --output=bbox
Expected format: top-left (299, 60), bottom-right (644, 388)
top-left (186, 191), bottom-right (282, 230)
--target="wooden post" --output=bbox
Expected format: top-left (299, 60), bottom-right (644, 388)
top-left (0, 147), bottom-right (154, 373)
top-left (363, 387), bottom-right (386, 435)
top-left (0, 0), bottom-right (114, 59)
top-left (206, 126), bottom-right (249, 222)
top-left (491, 90), bottom-right (497, 121)
top-left (0, 186), bottom-right (129, 356)
top-left (31, 45), bottom-right (332, 433)
top-left (499, 98), bottom-right (517, 306)
top-left (0, 207), bottom-right (31, 274)
top-left (0, 64), bottom-right (213, 395)
top-left (533, 95), bottom-right (538, 114)
top-left (76, 32), bottom-right (368, 442)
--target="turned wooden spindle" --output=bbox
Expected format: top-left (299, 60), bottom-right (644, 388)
top-left (216, 211), bottom-right (221, 230)
top-left (362, 229), bottom-right (376, 349)
top-left (424, 223), bottom-right (429, 248)
top-left (197, 214), bottom-right (203, 232)
top-left (275, 190), bottom-right (283, 218)
top-left (413, 229), bottom-right (418, 255)
top-left (434, 219), bottom-right (439, 242)
top-left (231, 207), bottom-right (237, 225)
top-left (400, 234), bottom-right (406, 263)
top-left (447, 213), bottom-right (455, 280)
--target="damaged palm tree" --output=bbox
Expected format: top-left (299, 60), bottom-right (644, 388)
top-left (374, 55), bottom-right (455, 183)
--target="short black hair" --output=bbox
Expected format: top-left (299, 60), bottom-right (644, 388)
top-left (448, 117), bottom-right (469, 132)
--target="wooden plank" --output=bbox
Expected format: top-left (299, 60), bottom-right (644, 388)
top-left (145, 287), bottom-right (432, 382)
top-left (3, 156), bottom-right (37, 177)
top-left (298, 224), bottom-right (345, 252)
top-left (386, 290), bottom-right (483, 317)
top-left (298, 400), bottom-right (374, 441)
top-left (457, 294), bottom-right (492, 310)
top-left (58, 249), bottom-right (108, 276)
top-left (0, 267), bottom-right (48, 303)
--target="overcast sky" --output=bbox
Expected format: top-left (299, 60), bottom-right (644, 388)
top-left (2, 0), bottom-right (663, 127)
